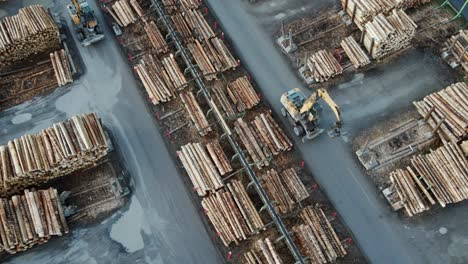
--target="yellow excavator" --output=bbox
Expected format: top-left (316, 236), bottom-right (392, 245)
top-left (67, 0), bottom-right (104, 46)
top-left (280, 88), bottom-right (342, 141)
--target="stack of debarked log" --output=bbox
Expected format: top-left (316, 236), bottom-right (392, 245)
top-left (389, 141), bottom-right (468, 217)
top-left (244, 238), bottom-right (284, 264)
top-left (443, 30), bottom-right (468, 72)
top-left (0, 113), bottom-right (109, 196)
top-left (413, 82), bottom-right (468, 143)
top-left (362, 9), bottom-right (417, 59)
top-left (50, 49), bottom-right (73, 87)
top-left (0, 5), bottom-right (60, 70)
top-left (340, 36), bottom-right (371, 69)
top-left (234, 113), bottom-right (292, 169)
top-left (161, 55), bottom-right (188, 89)
top-left (144, 21), bottom-right (169, 54)
top-left (307, 50), bottom-right (343, 83)
top-left (183, 9), bottom-right (215, 42)
top-left (211, 81), bottom-right (237, 117)
top-left (180, 91), bottom-right (212, 136)
top-left (294, 206), bottom-right (347, 264)
top-left (227, 76), bottom-right (260, 112)
top-left (180, 0), bottom-right (201, 11)
top-left (110, 0), bottom-right (138, 27)
top-left (177, 141), bottom-right (232, 196)
top-left (201, 179), bottom-right (264, 246)
top-left (187, 40), bottom-right (217, 80)
top-left (0, 188), bottom-right (68, 254)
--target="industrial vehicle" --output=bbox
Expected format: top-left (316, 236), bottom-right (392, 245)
top-left (67, 0), bottom-right (104, 46)
top-left (280, 88), bottom-right (342, 141)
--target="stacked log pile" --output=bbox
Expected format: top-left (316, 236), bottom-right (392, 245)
top-left (50, 49), bottom-right (73, 87)
top-left (161, 55), bottom-right (188, 89)
top-left (206, 141), bottom-right (233, 176)
top-left (227, 76), bottom-right (260, 112)
top-left (180, 0), bottom-right (201, 10)
top-left (413, 82), bottom-right (468, 143)
top-left (111, 0), bottom-right (137, 27)
top-left (244, 238), bottom-right (284, 264)
top-left (201, 179), bottom-right (264, 246)
top-left (183, 9), bottom-right (215, 41)
top-left (210, 37), bottom-right (238, 71)
top-left (362, 10), bottom-right (417, 59)
top-left (281, 168), bottom-right (309, 202)
top-left (234, 118), bottom-right (269, 168)
top-left (262, 169), bottom-right (295, 214)
top-left (180, 92), bottom-right (212, 136)
top-left (389, 141), bottom-right (468, 216)
top-left (129, 0), bottom-right (145, 20)
top-left (0, 113), bottom-right (109, 196)
top-left (294, 206), bottom-right (347, 263)
top-left (444, 30), bottom-right (468, 72)
top-left (0, 5), bottom-right (60, 70)
top-left (0, 188), bottom-right (69, 254)
top-left (134, 58), bottom-right (174, 104)
top-left (172, 13), bottom-right (193, 41)
top-left (144, 21), bottom-right (169, 54)
top-left (211, 82), bottom-right (237, 117)
top-left (187, 40), bottom-right (217, 80)
top-left (340, 36), bottom-right (371, 69)
top-left (307, 50), bottom-right (343, 82)
top-left (177, 142), bottom-right (224, 196)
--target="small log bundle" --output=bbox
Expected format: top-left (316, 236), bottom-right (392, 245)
top-left (341, 0), bottom-right (395, 28)
top-left (210, 37), bottom-right (238, 71)
top-left (0, 5), bottom-right (60, 70)
top-left (180, 91), bottom-right (212, 136)
top-left (244, 238), bottom-right (284, 264)
top-left (390, 141), bottom-right (468, 216)
top-left (261, 169), bottom-right (295, 214)
top-left (180, 0), bottom-right (201, 10)
top-left (111, 0), bottom-right (137, 27)
top-left (0, 113), bottom-right (109, 196)
top-left (234, 118), bottom-right (269, 168)
top-left (0, 188), bottom-right (68, 254)
top-left (183, 9), bottom-right (215, 41)
top-left (50, 49), bottom-right (73, 87)
top-left (129, 0), bottom-right (145, 21)
top-left (177, 142), bottom-right (224, 196)
top-left (172, 13), bottom-right (193, 41)
top-left (206, 140), bottom-right (233, 176)
top-left (340, 36), bottom-right (371, 69)
top-left (281, 168), bottom-right (309, 202)
top-left (144, 21), bottom-right (169, 54)
top-left (202, 180), bottom-right (264, 246)
top-left (362, 10), bottom-right (417, 59)
top-left (295, 206), bottom-right (347, 263)
top-left (211, 81), bottom-right (237, 117)
top-left (134, 58), bottom-right (174, 105)
top-left (227, 76), bottom-right (260, 112)
top-left (413, 82), bottom-right (468, 143)
top-left (444, 30), bottom-right (468, 72)
top-left (161, 55), bottom-right (188, 89)
top-left (307, 50), bottom-right (343, 82)
top-left (250, 113), bottom-right (293, 155)
top-left (187, 39), bottom-right (217, 80)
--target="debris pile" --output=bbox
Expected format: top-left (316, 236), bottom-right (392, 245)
top-left (50, 49), bottom-right (73, 87)
top-left (340, 36), bottom-right (371, 68)
top-left (307, 50), bottom-right (343, 82)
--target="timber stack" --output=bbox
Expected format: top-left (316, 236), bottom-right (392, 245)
top-left (177, 142), bottom-right (224, 196)
top-left (211, 81), bottom-right (237, 117)
top-left (206, 141), bottom-right (233, 176)
top-left (180, 92), bottom-right (212, 136)
top-left (307, 50), bottom-right (343, 82)
top-left (389, 141), bottom-right (468, 217)
top-left (201, 179), bottom-right (264, 246)
top-left (250, 113), bottom-right (293, 155)
top-left (0, 5), bottom-right (60, 71)
top-left (362, 10), bottom-right (417, 59)
top-left (294, 206), bottom-right (347, 263)
top-left (0, 113), bottom-right (109, 196)
top-left (210, 37), bottom-right (238, 71)
top-left (413, 82), bottom-right (468, 143)
top-left (144, 21), bottom-right (169, 54)
top-left (172, 13), bottom-right (193, 41)
top-left (0, 188), bottom-right (69, 254)
top-left (227, 76), bottom-right (260, 112)
top-left (187, 40), bottom-right (217, 80)
top-left (234, 118), bottom-right (269, 169)
top-left (261, 169), bottom-right (295, 214)
top-left (161, 55), bottom-right (188, 89)
top-left (134, 57), bottom-right (174, 105)
top-left (340, 36), bottom-right (371, 69)
top-left (50, 49), bottom-right (73, 87)
top-left (180, 0), bottom-right (201, 10)
top-left (111, 0), bottom-right (138, 27)
top-left (129, 0), bottom-right (145, 21)
top-left (443, 30), bottom-right (468, 72)
top-left (183, 9), bottom-right (215, 41)
top-left (281, 168), bottom-right (309, 202)
top-left (244, 238), bottom-right (284, 264)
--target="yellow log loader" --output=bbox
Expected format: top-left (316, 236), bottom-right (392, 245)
top-left (67, 0), bottom-right (104, 46)
top-left (280, 88), bottom-right (342, 142)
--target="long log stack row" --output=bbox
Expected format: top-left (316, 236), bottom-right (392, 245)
top-left (206, 140), bottom-right (233, 176)
top-left (294, 206), bottom-right (347, 263)
top-left (183, 9), bottom-right (215, 42)
top-left (0, 5), bottom-right (60, 70)
top-left (307, 50), bottom-right (343, 83)
top-left (134, 58), bottom-right (174, 105)
top-left (211, 81), bottom-right (237, 117)
top-left (340, 36), bottom-right (371, 69)
top-left (227, 76), bottom-right (260, 112)
top-left (443, 30), bottom-right (468, 72)
top-left (161, 55), bottom-right (188, 89)
top-left (413, 82), bottom-right (468, 143)
top-left (244, 238), bottom-right (284, 264)
top-left (0, 188), bottom-right (68, 254)
top-left (389, 141), bottom-right (468, 217)
top-left (111, 0), bottom-right (138, 27)
top-left (362, 10), bottom-right (417, 59)
top-left (50, 49), bottom-right (73, 87)
top-left (0, 113), bottom-right (108, 196)
top-left (202, 179), bottom-right (264, 246)
top-left (180, 91), bottom-right (212, 136)
top-left (144, 21), bottom-right (169, 54)
top-left (250, 113), bottom-right (293, 156)
top-left (261, 169), bottom-right (295, 214)
top-left (187, 40), bottom-right (218, 80)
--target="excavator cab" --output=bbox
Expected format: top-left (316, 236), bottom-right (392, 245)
top-left (67, 0), bottom-right (104, 46)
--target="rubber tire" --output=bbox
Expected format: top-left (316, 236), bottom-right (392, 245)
top-left (294, 126), bottom-right (305, 137)
top-left (77, 32), bottom-right (84, 41)
top-left (281, 108), bottom-right (287, 117)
